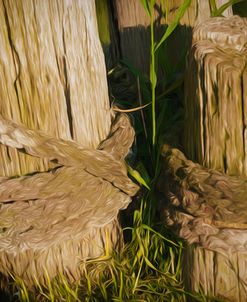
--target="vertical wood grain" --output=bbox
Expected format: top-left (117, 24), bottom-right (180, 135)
top-left (0, 0), bottom-right (111, 176)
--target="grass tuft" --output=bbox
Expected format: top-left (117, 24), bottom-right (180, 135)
top-left (8, 201), bottom-right (215, 301)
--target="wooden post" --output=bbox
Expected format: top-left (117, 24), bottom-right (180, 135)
top-left (184, 16), bottom-right (247, 176)
top-left (0, 0), bottom-right (138, 287)
top-left (0, 0), bottom-right (111, 177)
top-left (160, 15), bottom-right (247, 301)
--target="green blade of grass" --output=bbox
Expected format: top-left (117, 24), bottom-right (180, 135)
top-left (141, 224), bottom-right (181, 247)
top-left (209, 0), bottom-right (217, 12)
top-left (212, 0), bottom-right (244, 16)
top-left (149, 0), bottom-right (157, 147)
top-left (127, 165), bottom-right (150, 190)
top-left (140, 0), bottom-right (151, 16)
top-left (154, 0), bottom-right (191, 53)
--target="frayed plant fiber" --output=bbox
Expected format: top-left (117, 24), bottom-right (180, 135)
top-left (0, 112), bottom-right (139, 287)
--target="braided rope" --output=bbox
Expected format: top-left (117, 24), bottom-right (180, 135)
top-left (0, 111), bottom-right (139, 285)
top-left (159, 145), bottom-right (247, 253)
top-left (0, 112), bottom-right (138, 196)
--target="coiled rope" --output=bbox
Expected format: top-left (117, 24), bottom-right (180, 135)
top-left (0, 110), bottom-right (139, 285)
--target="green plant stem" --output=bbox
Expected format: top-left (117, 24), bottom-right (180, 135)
top-left (150, 5), bottom-right (156, 147)
top-left (209, 0), bottom-right (217, 12)
top-left (213, 0), bottom-right (244, 16)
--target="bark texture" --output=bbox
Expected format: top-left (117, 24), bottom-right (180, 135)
top-left (0, 0), bottom-right (111, 177)
top-left (184, 16), bottom-right (247, 176)
top-left (158, 145), bottom-right (247, 301)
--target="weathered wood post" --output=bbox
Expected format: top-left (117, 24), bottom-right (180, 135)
top-left (0, 0), bottom-right (111, 176)
top-left (184, 16), bottom-right (247, 175)
top-left (158, 16), bottom-right (247, 301)
top-left (0, 0), bottom-right (138, 287)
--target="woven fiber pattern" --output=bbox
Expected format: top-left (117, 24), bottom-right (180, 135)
top-left (158, 145), bottom-right (247, 254)
top-left (0, 111), bottom-right (139, 286)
